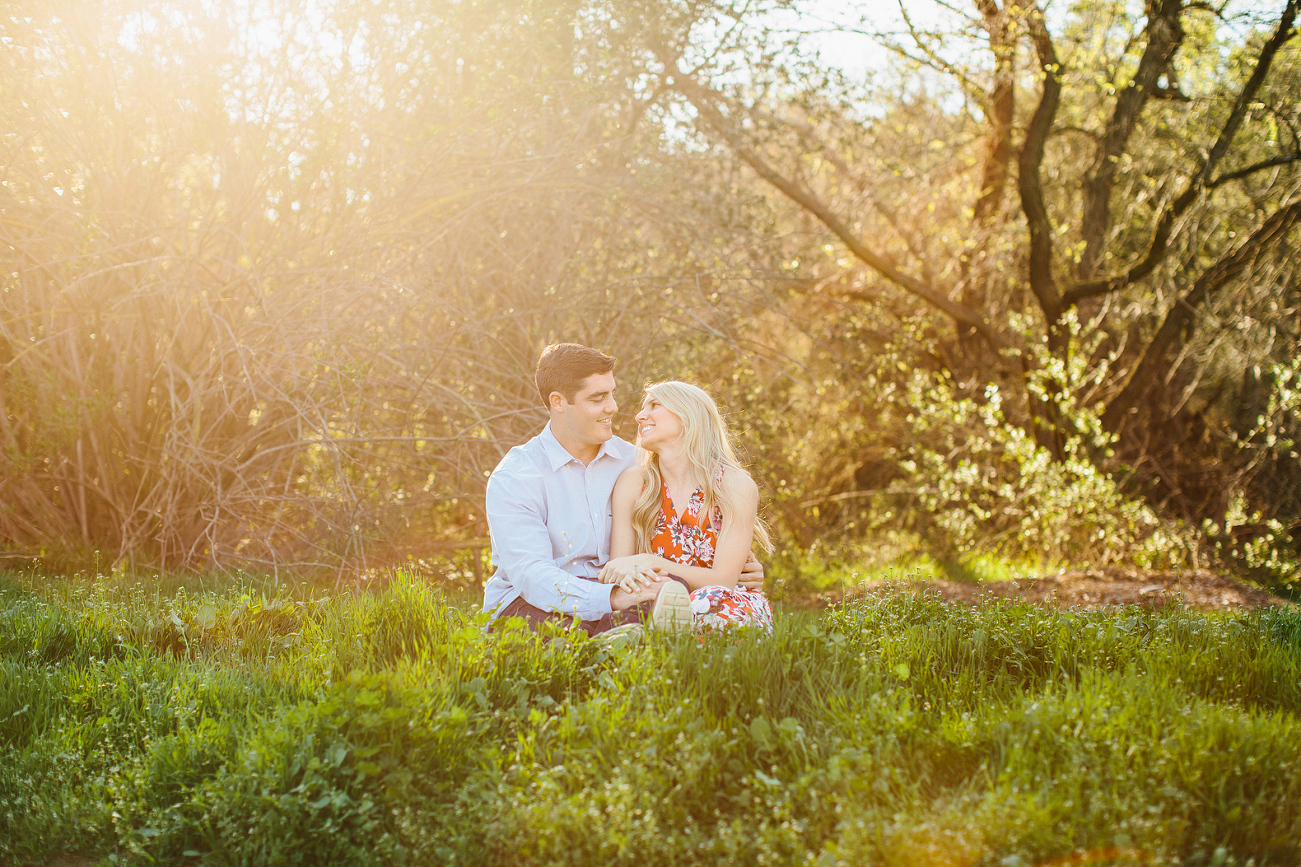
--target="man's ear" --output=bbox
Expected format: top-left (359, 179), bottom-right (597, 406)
top-left (548, 391), bottom-right (567, 412)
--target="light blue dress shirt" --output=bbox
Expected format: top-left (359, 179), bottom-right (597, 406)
top-left (482, 423), bottom-right (637, 621)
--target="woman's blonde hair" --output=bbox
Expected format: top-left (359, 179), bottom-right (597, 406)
top-left (631, 381), bottom-right (773, 556)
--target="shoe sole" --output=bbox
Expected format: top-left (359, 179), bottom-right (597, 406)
top-left (650, 582), bottom-right (693, 633)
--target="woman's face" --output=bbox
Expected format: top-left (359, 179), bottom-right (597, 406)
top-left (635, 393), bottom-right (684, 451)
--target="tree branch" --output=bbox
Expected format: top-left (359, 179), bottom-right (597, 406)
top-left (1202, 0), bottom-right (1299, 182)
top-left (1017, 3), bottom-right (1064, 326)
top-left (1078, 0), bottom-right (1185, 280)
top-left (890, 2), bottom-right (996, 118)
top-left (1063, 0), bottom-right (1300, 307)
top-left (971, 0), bottom-right (1016, 225)
top-left (662, 60), bottom-right (1000, 348)
top-left (1101, 195), bottom-right (1301, 429)
top-left (1208, 152), bottom-right (1301, 188)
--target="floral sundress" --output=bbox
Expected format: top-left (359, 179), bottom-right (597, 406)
top-left (648, 476), bottom-right (774, 632)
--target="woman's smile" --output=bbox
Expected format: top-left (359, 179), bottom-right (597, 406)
top-left (636, 398), bottom-right (682, 447)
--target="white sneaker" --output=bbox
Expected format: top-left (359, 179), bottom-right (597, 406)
top-left (592, 623), bottom-right (644, 648)
top-left (649, 582), bottom-right (693, 633)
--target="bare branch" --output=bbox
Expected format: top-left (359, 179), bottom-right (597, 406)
top-left (1102, 194), bottom-right (1301, 429)
top-left (971, 0), bottom-right (1016, 225)
top-left (1063, 0), bottom-right (1300, 308)
top-left (661, 58), bottom-right (1000, 347)
top-left (1209, 153), bottom-right (1301, 188)
top-left (1017, 3), bottom-right (1064, 326)
top-left (1078, 0), bottom-right (1185, 280)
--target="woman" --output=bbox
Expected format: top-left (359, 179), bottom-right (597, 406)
top-left (598, 381), bottom-right (774, 631)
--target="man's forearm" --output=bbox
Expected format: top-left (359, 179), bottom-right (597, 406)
top-left (513, 568), bottom-right (614, 620)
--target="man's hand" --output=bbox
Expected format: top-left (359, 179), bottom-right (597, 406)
top-left (610, 578), bottom-right (670, 611)
top-left (739, 554), bottom-right (765, 592)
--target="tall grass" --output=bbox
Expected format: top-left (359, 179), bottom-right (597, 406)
top-left (2, 570), bottom-right (1299, 865)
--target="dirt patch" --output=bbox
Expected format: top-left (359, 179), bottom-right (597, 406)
top-left (856, 567), bottom-right (1290, 612)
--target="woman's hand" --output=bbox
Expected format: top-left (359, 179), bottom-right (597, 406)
top-left (599, 554), bottom-right (665, 593)
top-left (610, 577), bottom-right (672, 610)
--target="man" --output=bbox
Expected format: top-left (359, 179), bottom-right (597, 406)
top-left (482, 343), bottom-right (762, 634)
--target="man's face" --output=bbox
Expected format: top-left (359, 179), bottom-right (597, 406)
top-left (551, 372), bottom-right (617, 450)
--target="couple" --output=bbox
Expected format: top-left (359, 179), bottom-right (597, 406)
top-left (482, 343), bottom-right (773, 635)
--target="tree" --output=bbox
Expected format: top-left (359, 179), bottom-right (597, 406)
top-left (0, 0), bottom-right (772, 572)
top-left (601, 0), bottom-right (1301, 570)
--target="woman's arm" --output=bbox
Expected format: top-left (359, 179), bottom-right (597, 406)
top-left (600, 471), bottom-right (760, 591)
top-left (608, 466), bottom-right (642, 559)
top-left (599, 467), bottom-right (658, 592)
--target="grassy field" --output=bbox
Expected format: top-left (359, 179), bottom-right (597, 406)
top-left (2, 570), bottom-right (1300, 866)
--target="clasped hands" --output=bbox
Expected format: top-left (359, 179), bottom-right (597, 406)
top-left (598, 554), bottom-right (766, 594)
top-left (597, 554), bottom-right (664, 593)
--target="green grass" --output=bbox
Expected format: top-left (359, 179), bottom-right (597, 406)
top-left (2, 570), bottom-right (1300, 865)
top-left (772, 550), bottom-right (1047, 599)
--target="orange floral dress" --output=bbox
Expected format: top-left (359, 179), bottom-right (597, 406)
top-left (648, 478), bottom-right (774, 632)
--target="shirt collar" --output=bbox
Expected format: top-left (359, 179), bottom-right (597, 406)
top-left (540, 422), bottom-right (628, 470)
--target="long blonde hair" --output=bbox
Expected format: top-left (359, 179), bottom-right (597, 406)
top-left (631, 381), bottom-right (773, 555)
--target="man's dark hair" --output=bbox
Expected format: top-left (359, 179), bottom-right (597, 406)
top-left (535, 343), bottom-right (616, 408)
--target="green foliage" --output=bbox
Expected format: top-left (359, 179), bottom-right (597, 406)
top-left (3, 0), bottom-right (1299, 595)
top-left (890, 316), bottom-right (1195, 568)
top-left (1200, 355), bottom-right (1301, 591)
top-left (3, 572), bottom-right (1300, 865)
top-left (895, 370), bottom-right (1172, 564)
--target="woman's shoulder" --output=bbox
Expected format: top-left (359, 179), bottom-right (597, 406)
top-left (616, 464), bottom-right (647, 484)
top-left (613, 464), bottom-right (649, 494)
top-left (717, 464), bottom-right (759, 499)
